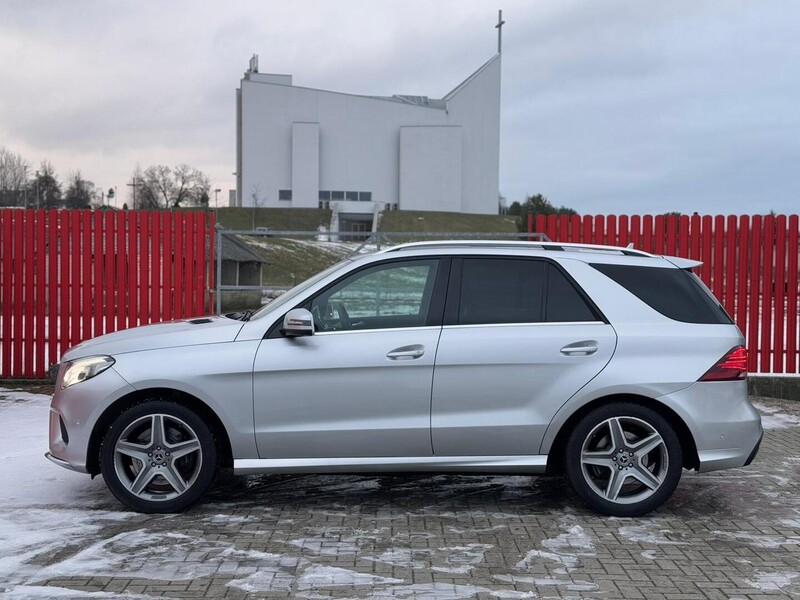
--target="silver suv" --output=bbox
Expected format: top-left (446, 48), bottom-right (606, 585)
top-left (47, 241), bottom-right (763, 516)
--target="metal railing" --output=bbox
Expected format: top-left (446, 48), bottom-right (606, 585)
top-left (214, 229), bottom-right (551, 314)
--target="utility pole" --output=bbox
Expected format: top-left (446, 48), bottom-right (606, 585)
top-left (126, 177), bottom-right (141, 210)
top-left (214, 188), bottom-right (221, 209)
top-left (35, 170), bottom-right (40, 209)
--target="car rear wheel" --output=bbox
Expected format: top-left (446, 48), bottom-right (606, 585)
top-left (565, 402), bottom-right (683, 517)
top-left (100, 401), bottom-right (217, 513)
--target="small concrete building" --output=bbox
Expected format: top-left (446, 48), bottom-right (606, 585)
top-left (235, 32), bottom-right (502, 232)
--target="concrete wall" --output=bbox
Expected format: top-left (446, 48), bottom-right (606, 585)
top-left (291, 122), bottom-right (320, 208)
top-left (237, 54), bottom-right (501, 215)
top-left (400, 126), bottom-right (462, 213)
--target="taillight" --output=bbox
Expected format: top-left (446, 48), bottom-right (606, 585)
top-left (699, 346), bottom-right (748, 381)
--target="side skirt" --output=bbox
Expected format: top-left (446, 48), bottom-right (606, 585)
top-left (233, 455), bottom-right (548, 475)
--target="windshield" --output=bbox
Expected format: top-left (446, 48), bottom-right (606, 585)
top-left (246, 258), bottom-right (354, 321)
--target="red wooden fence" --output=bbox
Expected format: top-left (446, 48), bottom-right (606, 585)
top-left (535, 213), bottom-right (800, 375)
top-left (0, 209), bottom-right (216, 379)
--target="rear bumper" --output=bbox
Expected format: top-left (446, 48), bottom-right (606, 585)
top-left (657, 380), bottom-right (763, 473)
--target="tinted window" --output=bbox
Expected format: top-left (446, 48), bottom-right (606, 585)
top-left (459, 259), bottom-right (545, 325)
top-left (591, 263), bottom-right (733, 324)
top-left (545, 264), bottom-right (597, 322)
top-left (310, 260), bottom-right (438, 331)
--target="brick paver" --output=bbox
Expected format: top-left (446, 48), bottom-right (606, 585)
top-left (3, 397), bottom-right (800, 599)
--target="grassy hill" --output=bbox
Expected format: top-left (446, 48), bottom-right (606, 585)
top-left (215, 207), bottom-right (331, 231)
top-left (378, 210), bottom-right (517, 234)
top-left (213, 207), bottom-right (520, 309)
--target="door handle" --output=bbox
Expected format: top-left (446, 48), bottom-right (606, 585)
top-left (387, 344), bottom-right (425, 360)
top-left (560, 341), bottom-right (599, 356)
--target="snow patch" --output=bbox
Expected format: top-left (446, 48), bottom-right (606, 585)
top-left (618, 523), bottom-right (685, 545)
top-left (295, 565), bottom-right (402, 590)
top-left (494, 574), bottom-right (598, 592)
top-left (518, 519), bottom-right (595, 572)
top-left (430, 544), bottom-right (492, 574)
top-left (753, 402), bottom-right (800, 429)
top-left (745, 571), bottom-right (800, 592)
top-left (0, 585), bottom-right (169, 599)
top-left (711, 530), bottom-right (800, 548)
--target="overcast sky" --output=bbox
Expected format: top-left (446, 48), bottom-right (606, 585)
top-left (1, 1), bottom-right (798, 214)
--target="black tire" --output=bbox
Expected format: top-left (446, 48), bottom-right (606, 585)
top-left (564, 402), bottom-right (683, 517)
top-left (100, 400), bottom-right (218, 513)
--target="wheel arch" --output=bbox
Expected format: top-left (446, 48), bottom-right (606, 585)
top-left (86, 387), bottom-right (234, 476)
top-left (545, 393), bottom-right (699, 475)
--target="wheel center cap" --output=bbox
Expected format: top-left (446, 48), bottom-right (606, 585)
top-left (618, 454), bottom-right (629, 464)
top-left (154, 452), bottom-right (165, 462)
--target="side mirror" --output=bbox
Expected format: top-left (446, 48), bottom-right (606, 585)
top-left (283, 308), bottom-right (314, 337)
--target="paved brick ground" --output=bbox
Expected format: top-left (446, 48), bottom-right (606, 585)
top-left (3, 396), bottom-right (800, 599)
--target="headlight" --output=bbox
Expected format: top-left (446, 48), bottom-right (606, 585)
top-left (61, 356), bottom-right (115, 389)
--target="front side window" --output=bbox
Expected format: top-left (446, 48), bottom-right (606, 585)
top-left (310, 260), bottom-right (439, 331)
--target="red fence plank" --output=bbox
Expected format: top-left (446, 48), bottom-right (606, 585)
top-left (47, 211), bottom-right (59, 370)
top-left (725, 215), bottom-right (737, 314)
top-left (140, 212), bottom-right (150, 326)
top-left (1, 211), bottom-right (13, 376)
top-left (748, 216), bottom-right (763, 372)
top-left (774, 216), bottom-right (787, 373)
top-left (736, 215), bottom-right (750, 337)
top-left (761, 215), bottom-right (775, 372)
top-left (162, 213), bottom-right (173, 320)
top-left (207, 213), bottom-right (215, 314)
top-left (787, 215), bottom-right (799, 373)
top-left (35, 211), bottom-right (47, 375)
top-left (151, 212), bottom-right (162, 323)
top-left (116, 212), bottom-right (127, 331)
top-left (93, 212), bottom-right (104, 337)
top-left (185, 212), bottom-right (196, 319)
top-left (104, 211), bottom-right (116, 336)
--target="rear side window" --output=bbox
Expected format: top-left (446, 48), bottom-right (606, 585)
top-left (545, 265), bottom-right (598, 322)
top-left (590, 263), bottom-right (733, 324)
top-left (456, 259), bottom-right (599, 325)
top-left (459, 259), bottom-right (545, 325)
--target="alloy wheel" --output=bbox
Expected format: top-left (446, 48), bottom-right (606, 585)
top-left (113, 413), bottom-right (203, 501)
top-left (579, 416), bottom-right (668, 505)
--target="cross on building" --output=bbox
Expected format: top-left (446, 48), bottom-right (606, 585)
top-left (496, 9), bottom-right (505, 53)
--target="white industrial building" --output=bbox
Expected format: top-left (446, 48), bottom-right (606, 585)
top-left (235, 38), bottom-right (502, 233)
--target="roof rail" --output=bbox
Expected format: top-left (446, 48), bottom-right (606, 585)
top-left (380, 240), bottom-right (656, 258)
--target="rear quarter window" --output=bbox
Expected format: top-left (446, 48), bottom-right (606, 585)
top-left (590, 263), bottom-right (733, 324)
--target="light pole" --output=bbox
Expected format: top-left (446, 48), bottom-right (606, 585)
top-left (35, 170), bottom-right (40, 209)
top-left (214, 188), bottom-right (221, 209)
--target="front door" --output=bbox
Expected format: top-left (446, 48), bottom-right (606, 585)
top-left (253, 258), bottom-right (447, 459)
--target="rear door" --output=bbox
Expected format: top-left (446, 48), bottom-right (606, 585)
top-left (431, 257), bottom-right (617, 456)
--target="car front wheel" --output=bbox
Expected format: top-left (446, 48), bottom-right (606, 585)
top-left (565, 402), bottom-right (683, 517)
top-left (100, 400), bottom-right (217, 513)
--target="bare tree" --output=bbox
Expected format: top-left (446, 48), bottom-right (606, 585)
top-left (250, 183), bottom-right (265, 229)
top-left (0, 147), bottom-right (30, 206)
top-left (134, 164), bottom-right (212, 210)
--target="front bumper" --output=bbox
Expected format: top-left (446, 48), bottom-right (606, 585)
top-left (45, 451), bottom-right (84, 473)
top-left (657, 380), bottom-right (763, 473)
top-left (47, 366), bottom-right (136, 474)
